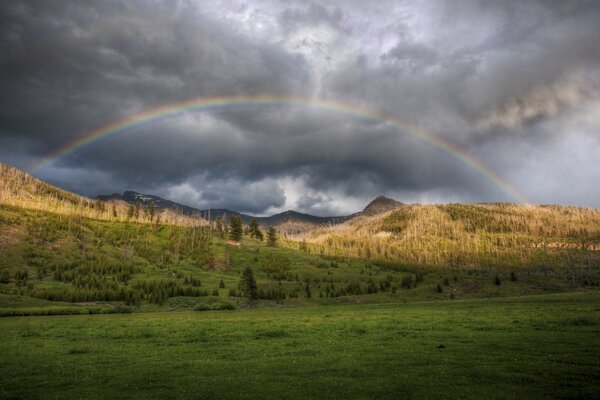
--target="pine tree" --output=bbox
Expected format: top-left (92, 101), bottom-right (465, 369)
top-left (229, 215), bottom-right (243, 242)
top-left (239, 267), bottom-right (257, 304)
top-left (266, 226), bottom-right (277, 247)
top-left (249, 218), bottom-right (262, 240)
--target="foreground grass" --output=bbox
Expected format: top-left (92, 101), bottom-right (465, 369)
top-left (1, 292), bottom-right (599, 399)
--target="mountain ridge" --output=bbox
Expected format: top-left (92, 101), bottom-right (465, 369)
top-left (96, 191), bottom-right (403, 232)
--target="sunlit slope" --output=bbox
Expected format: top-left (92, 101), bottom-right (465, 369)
top-left (295, 203), bottom-right (600, 273)
top-left (0, 162), bottom-right (205, 226)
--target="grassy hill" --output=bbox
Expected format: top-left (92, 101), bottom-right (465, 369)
top-left (0, 162), bottom-right (599, 315)
top-left (0, 162), bottom-right (206, 227)
top-left (294, 203), bottom-right (600, 281)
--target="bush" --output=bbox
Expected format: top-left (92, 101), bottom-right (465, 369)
top-left (436, 283), bottom-right (443, 293)
top-left (495, 274), bottom-right (502, 286)
top-left (212, 302), bottom-right (236, 310)
top-left (400, 274), bottom-right (414, 289)
top-left (510, 271), bottom-right (517, 282)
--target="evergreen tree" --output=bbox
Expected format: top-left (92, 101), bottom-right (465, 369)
top-left (266, 226), bottom-right (278, 247)
top-left (249, 218), bottom-right (262, 240)
top-left (229, 215), bottom-right (243, 242)
top-left (495, 274), bottom-right (502, 286)
top-left (239, 267), bottom-right (257, 304)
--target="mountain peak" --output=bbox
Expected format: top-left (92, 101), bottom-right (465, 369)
top-left (362, 196), bottom-right (403, 215)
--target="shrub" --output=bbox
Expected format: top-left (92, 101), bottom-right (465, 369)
top-left (510, 271), bottom-right (517, 282)
top-left (495, 274), bottom-right (501, 286)
top-left (436, 283), bottom-right (443, 293)
top-left (212, 302), bottom-right (236, 310)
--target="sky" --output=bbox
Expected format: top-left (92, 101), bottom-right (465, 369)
top-left (1, 0), bottom-right (599, 216)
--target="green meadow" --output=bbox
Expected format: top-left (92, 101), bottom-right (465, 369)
top-left (1, 291), bottom-right (599, 399)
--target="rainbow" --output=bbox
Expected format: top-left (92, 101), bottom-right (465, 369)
top-left (30, 94), bottom-right (527, 202)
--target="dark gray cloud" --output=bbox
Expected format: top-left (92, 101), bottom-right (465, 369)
top-left (1, 0), bottom-right (600, 215)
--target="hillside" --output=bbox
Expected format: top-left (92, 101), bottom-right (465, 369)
top-left (1, 161), bottom-right (599, 315)
top-left (294, 203), bottom-right (600, 277)
top-left (0, 163), bottom-right (205, 227)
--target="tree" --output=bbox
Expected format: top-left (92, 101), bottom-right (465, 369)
top-left (266, 226), bottom-right (277, 247)
top-left (495, 274), bottom-right (502, 286)
top-left (134, 201), bottom-right (141, 220)
top-left (250, 218), bottom-right (263, 240)
top-left (147, 202), bottom-right (156, 224)
top-left (249, 218), bottom-right (263, 240)
top-left (215, 216), bottom-right (225, 238)
top-left (127, 204), bottom-right (135, 219)
top-left (229, 215), bottom-right (243, 242)
top-left (239, 267), bottom-right (257, 304)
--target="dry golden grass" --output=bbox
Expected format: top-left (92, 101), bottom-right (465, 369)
top-left (0, 163), bottom-right (206, 227)
top-left (292, 203), bottom-right (600, 270)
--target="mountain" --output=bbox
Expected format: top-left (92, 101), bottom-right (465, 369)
top-left (362, 195), bottom-right (403, 216)
top-left (96, 191), bottom-right (403, 233)
top-left (98, 191), bottom-right (207, 217)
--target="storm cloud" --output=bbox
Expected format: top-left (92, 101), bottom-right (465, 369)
top-left (1, 0), bottom-right (599, 215)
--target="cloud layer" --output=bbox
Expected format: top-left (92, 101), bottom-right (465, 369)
top-left (1, 0), bottom-right (599, 215)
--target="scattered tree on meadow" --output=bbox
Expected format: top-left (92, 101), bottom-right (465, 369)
top-left (229, 215), bottom-right (243, 242)
top-left (266, 226), bottom-right (278, 247)
top-left (239, 267), bottom-right (258, 304)
top-left (495, 274), bottom-right (502, 286)
top-left (249, 218), bottom-right (263, 240)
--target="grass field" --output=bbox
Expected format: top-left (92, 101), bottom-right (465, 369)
top-left (1, 291), bottom-right (599, 399)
